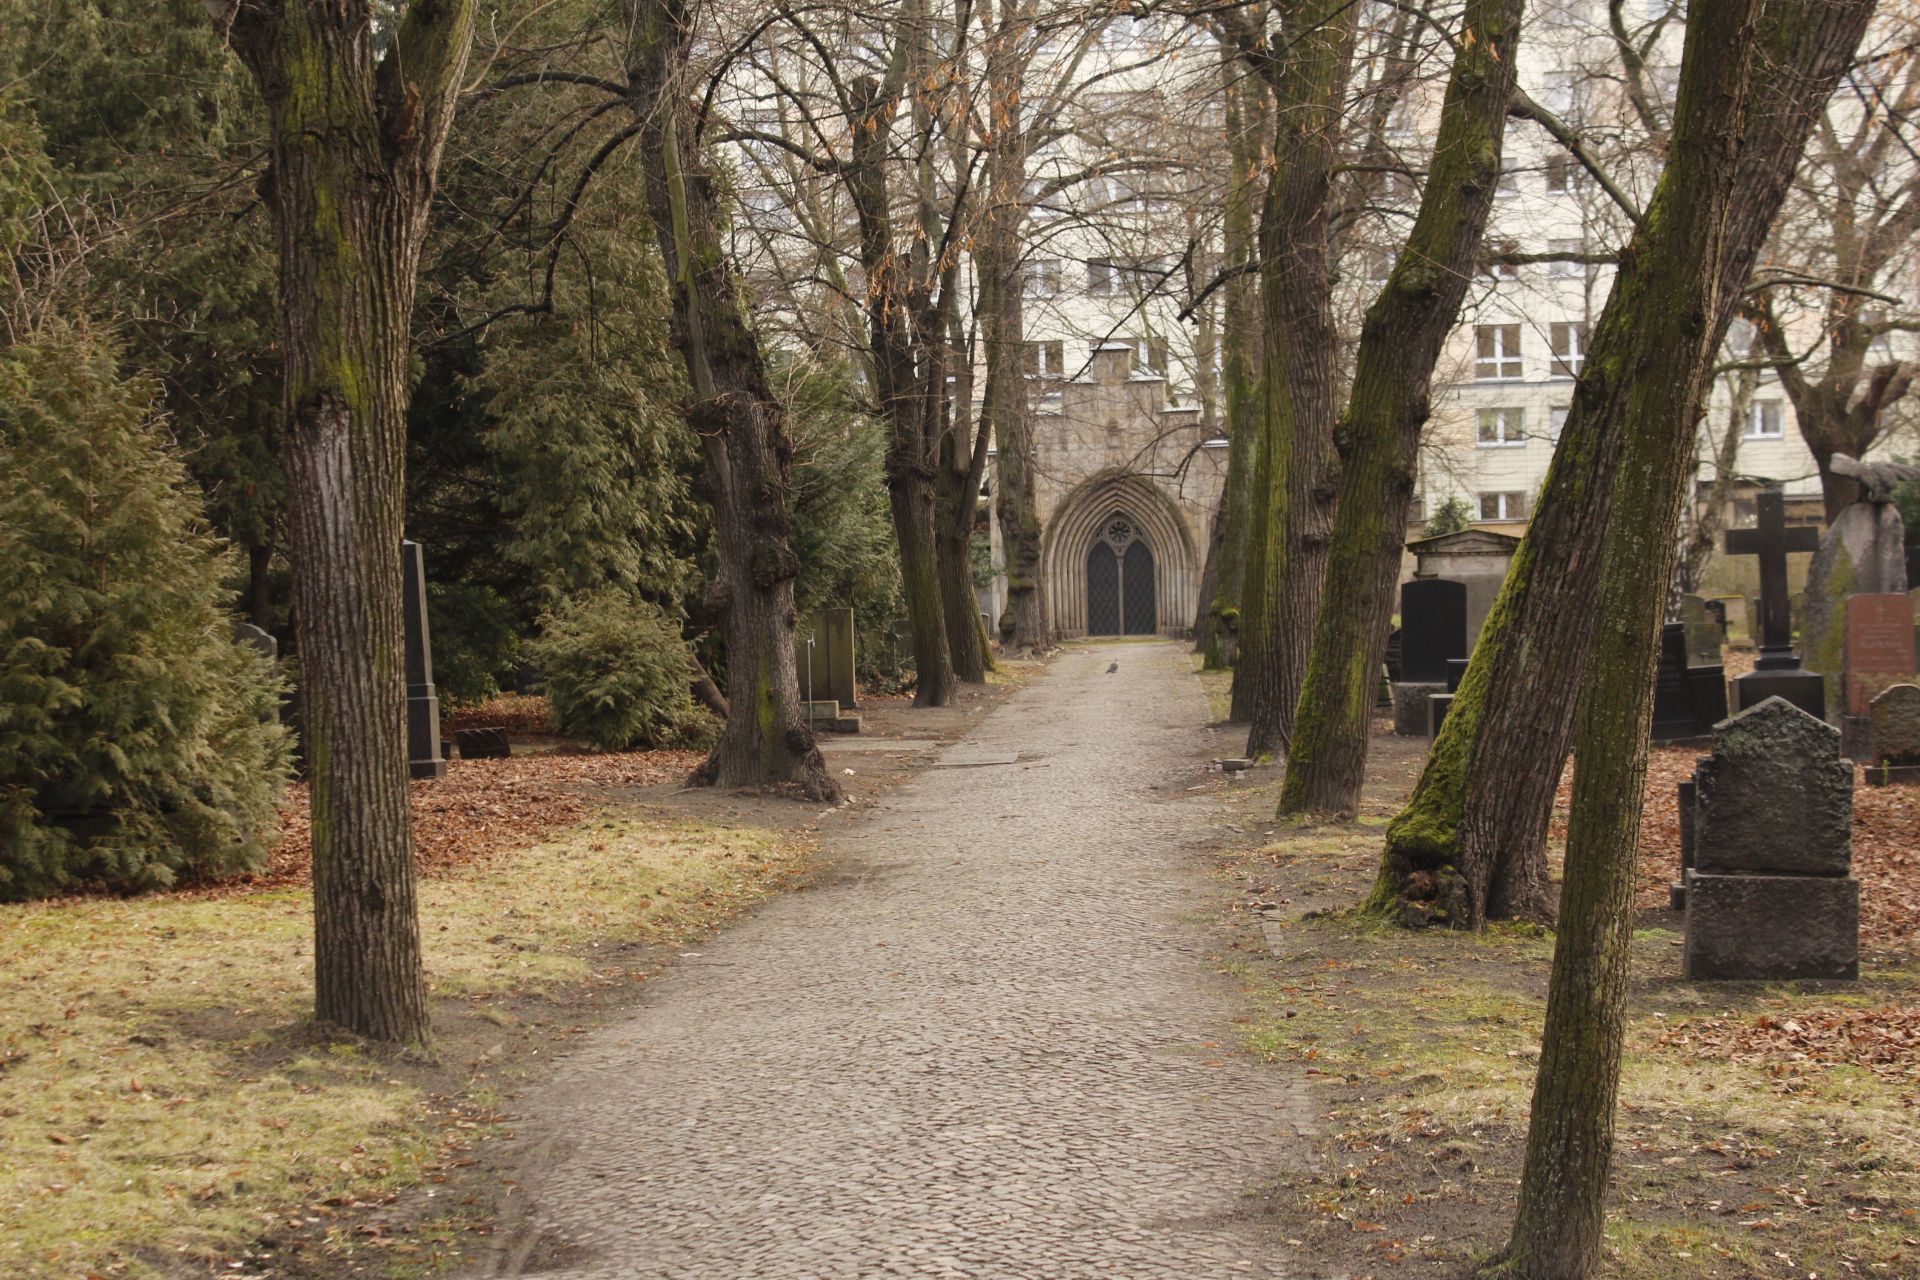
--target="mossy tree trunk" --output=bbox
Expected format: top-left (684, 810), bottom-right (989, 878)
top-left (1200, 65), bottom-right (1267, 675)
top-left (1495, 4), bottom-right (1871, 1273)
top-left (625, 0), bottom-right (841, 801)
top-left (1224, 0), bottom-right (1356, 747)
top-left (979, 0), bottom-right (1049, 656)
top-left (214, 0), bottom-right (476, 1045)
top-left (1376, 0), bottom-right (1872, 935)
top-left (1278, 0), bottom-right (1525, 820)
top-left (845, 50), bottom-right (958, 708)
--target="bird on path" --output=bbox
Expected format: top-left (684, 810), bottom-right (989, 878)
top-left (1107, 660), bottom-right (1119, 674)
top-left (1830, 452), bottom-right (1920, 503)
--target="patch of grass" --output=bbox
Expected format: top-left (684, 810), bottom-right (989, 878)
top-left (0, 811), bottom-right (799, 1279)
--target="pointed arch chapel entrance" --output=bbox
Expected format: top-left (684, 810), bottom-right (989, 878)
top-left (1085, 514), bottom-right (1157, 636)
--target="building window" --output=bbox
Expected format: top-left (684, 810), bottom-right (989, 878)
top-left (1544, 154), bottom-right (1583, 194)
top-left (1551, 321), bottom-right (1589, 377)
top-left (1475, 324), bottom-right (1523, 379)
top-left (1481, 242), bottom-right (1519, 280)
top-left (1022, 259), bottom-right (1062, 299)
top-left (1747, 398), bottom-right (1784, 438)
top-left (1549, 405), bottom-right (1570, 441)
top-left (1023, 340), bottom-right (1065, 378)
top-left (1497, 158), bottom-right (1522, 196)
top-left (1362, 250), bottom-right (1394, 283)
top-left (1087, 257), bottom-right (1113, 296)
top-left (1126, 336), bottom-right (1168, 374)
top-left (1477, 407), bottom-right (1527, 446)
top-left (1547, 239), bottom-right (1585, 277)
top-left (1480, 491), bottom-right (1529, 521)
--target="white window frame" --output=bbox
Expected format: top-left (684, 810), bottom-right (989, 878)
top-left (1547, 240), bottom-right (1585, 278)
top-left (1746, 398), bottom-right (1784, 439)
top-left (1549, 405), bottom-right (1570, 442)
top-left (1475, 324), bottom-right (1524, 380)
top-left (1477, 407), bottom-right (1527, 447)
top-left (1023, 259), bottom-right (1062, 299)
top-left (1087, 257), bottom-right (1114, 297)
top-left (1479, 491), bottom-right (1528, 521)
top-left (1551, 321), bottom-right (1589, 378)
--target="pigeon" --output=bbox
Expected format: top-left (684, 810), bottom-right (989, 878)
top-left (1830, 452), bottom-right (1920, 503)
top-left (1107, 661), bottom-right (1119, 674)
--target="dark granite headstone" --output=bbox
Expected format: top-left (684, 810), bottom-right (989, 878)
top-left (454, 727), bottom-right (511, 760)
top-left (1683, 697), bottom-right (1858, 981)
top-left (1680, 594), bottom-right (1722, 667)
top-left (1445, 658), bottom-right (1469, 693)
top-left (1398, 578), bottom-right (1468, 684)
top-left (1726, 489), bottom-right (1825, 718)
top-left (402, 540), bottom-right (447, 781)
top-left (1670, 776), bottom-right (1699, 911)
top-left (1652, 624), bottom-right (1725, 741)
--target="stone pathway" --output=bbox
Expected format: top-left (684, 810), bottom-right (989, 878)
top-left (479, 642), bottom-right (1309, 1278)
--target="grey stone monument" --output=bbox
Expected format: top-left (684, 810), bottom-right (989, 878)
top-left (1682, 697), bottom-right (1858, 981)
top-left (1865, 682), bottom-right (1920, 786)
top-left (232, 620), bottom-right (278, 663)
top-left (402, 540), bottom-right (447, 780)
top-left (1394, 578), bottom-right (1467, 737)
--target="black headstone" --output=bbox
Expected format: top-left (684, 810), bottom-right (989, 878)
top-left (454, 726), bottom-right (511, 760)
top-left (402, 540), bottom-right (448, 780)
top-left (1651, 624), bottom-right (1697, 740)
top-left (1399, 579), bottom-right (1468, 684)
top-left (1445, 658), bottom-right (1470, 693)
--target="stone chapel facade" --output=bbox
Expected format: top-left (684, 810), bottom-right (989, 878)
top-left (985, 344), bottom-right (1228, 639)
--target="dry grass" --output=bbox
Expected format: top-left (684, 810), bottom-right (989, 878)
top-left (0, 811), bottom-right (799, 1279)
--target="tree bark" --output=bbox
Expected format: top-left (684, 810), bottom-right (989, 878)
top-left (625, 0), bottom-right (841, 801)
top-left (1234, 0), bottom-right (1355, 759)
top-left (1278, 0), bottom-right (1525, 820)
top-left (1376, 0), bottom-right (1871, 936)
top-left (936, 312), bottom-right (995, 682)
top-left (979, 0), bottom-right (1049, 655)
top-left (214, 0), bottom-right (476, 1045)
top-left (1200, 65), bottom-right (1266, 675)
top-left (846, 63), bottom-right (958, 708)
top-left (1495, 5), bottom-right (1870, 1274)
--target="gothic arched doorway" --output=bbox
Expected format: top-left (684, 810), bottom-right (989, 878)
top-left (1085, 515), bottom-right (1157, 636)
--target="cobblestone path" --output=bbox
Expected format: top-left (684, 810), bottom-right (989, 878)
top-left (484, 642), bottom-right (1308, 1278)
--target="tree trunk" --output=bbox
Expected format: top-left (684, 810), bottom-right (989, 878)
top-left (215, 0), bottom-right (476, 1045)
top-left (1675, 366), bottom-right (1754, 598)
top-left (625, 0), bottom-right (841, 801)
top-left (1496, 7), bottom-right (1870, 1273)
top-left (845, 67), bottom-right (957, 708)
top-left (1200, 66), bottom-right (1266, 675)
top-left (980, 0), bottom-right (1048, 655)
top-left (1279, 0), bottom-right (1524, 820)
top-left (247, 539), bottom-right (273, 631)
top-left (936, 320), bottom-right (994, 683)
top-left (1377, 0), bottom-right (1870, 936)
top-left (1237, 1), bottom-right (1356, 758)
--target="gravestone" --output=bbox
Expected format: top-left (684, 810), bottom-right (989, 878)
top-left (1843, 593), bottom-right (1916, 717)
top-left (402, 540), bottom-right (447, 780)
top-left (232, 620), bottom-right (278, 663)
top-left (1651, 622), bottom-right (1727, 742)
top-left (1803, 501), bottom-right (1908, 716)
top-left (1405, 528), bottom-right (1520, 651)
top-left (1394, 578), bottom-right (1466, 736)
top-left (1682, 697), bottom-right (1858, 981)
top-left (1669, 776), bottom-right (1699, 910)
top-left (1680, 594), bottom-right (1722, 668)
top-left (1865, 682), bottom-right (1920, 786)
top-left (794, 607), bottom-right (858, 711)
top-left (454, 727), bottom-right (511, 760)
top-left (1725, 489), bottom-right (1824, 718)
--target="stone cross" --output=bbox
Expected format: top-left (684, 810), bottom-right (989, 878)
top-left (1724, 488), bottom-right (1820, 671)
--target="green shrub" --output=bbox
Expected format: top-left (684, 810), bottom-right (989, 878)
top-left (425, 581), bottom-right (521, 708)
top-left (0, 326), bottom-right (292, 900)
top-left (529, 592), bottom-right (710, 751)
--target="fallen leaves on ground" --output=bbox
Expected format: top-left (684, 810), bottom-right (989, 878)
top-left (1649, 1005), bottom-right (1920, 1083)
top-left (197, 748), bottom-right (706, 897)
top-left (445, 693), bottom-right (557, 738)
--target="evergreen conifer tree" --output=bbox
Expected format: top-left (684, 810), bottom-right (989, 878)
top-left (0, 325), bottom-right (290, 899)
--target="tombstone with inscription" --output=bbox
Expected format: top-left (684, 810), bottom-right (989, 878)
top-left (1394, 578), bottom-right (1467, 736)
top-left (1843, 593), bottom-right (1916, 718)
top-left (1652, 622), bottom-right (1726, 741)
top-left (1682, 697), bottom-right (1858, 981)
top-left (1866, 682), bottom-right (1920, 786)
top-left (401, 540), bottom-right (447, 780)
top-left (1725, 489), bottom-right (1825, 718)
